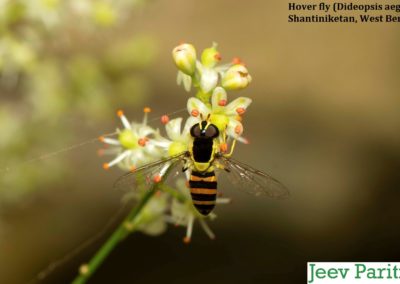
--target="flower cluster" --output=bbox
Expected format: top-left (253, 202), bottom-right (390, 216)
top-left (99, 42), bottom-right (253, 242)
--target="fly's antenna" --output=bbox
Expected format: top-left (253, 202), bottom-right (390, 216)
top-left (200, 113), bottom-right (204, 120)
top-left (206, 113), bottom-right (211, 121)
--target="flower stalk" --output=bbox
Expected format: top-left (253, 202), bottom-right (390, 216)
top-left (71, 163), bottom-right (177, 284)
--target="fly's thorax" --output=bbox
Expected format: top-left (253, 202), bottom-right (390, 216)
top-left (193, 161), bottom-right (214, 172)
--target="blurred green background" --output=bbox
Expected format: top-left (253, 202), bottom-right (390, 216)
top-left (1, 0), bottom-right (400, 283)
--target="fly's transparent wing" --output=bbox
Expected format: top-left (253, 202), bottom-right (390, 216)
top-left (113, 152), bottom-right (188, 192)
top-left (217, 156), bottom-right (289, 198)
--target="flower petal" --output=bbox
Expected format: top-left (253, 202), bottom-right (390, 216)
top-left (138, 125), bottom-right (156, 137)
top-left (182, 73), bottom-right (192, 92)
top-left (139, 217), bottom-right (167, 236)
top-left (211, 87), bottom-right (227, 110)
top-left (226, 119), bottom-right (244, 138)
top-left (176, 70), bottom-right (183, 85)
top-left (224, 97), bottom-right (252, 116)
top-left (200, 67), bottom-right (218, 93)
top-left (166, 117), bottom-right (183, 141)
top-left (177, 71), bottom-right (192, 92)
top-left (187, 97), bottom-right (211, 118)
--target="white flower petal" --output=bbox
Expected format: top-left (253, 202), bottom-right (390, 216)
top-left (150, 136), bottom-right (171, 149)
top-left (211, 87), bottom-right (227, 110)
top-left (138, 125), bottom-right (156, 137)
top-left (182, 73), bottom-right (192, 92)
top-left (200, 68), bottom-right (218, 93)
top-left (177, 71), bottom-right (183, 85)
top-left (166, 118), bottom-right (183, 141)
top-left (226, 119), bottom-right (244, 138)
top-left (139, 217), bottom-right (167, 236)
top-left (187, 97), bottom-right (211, 118)
top-left (225, 97), bottom-right (252, 116)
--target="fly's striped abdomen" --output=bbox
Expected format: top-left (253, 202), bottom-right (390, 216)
top-left (189, 171), bottom-right (217, 216)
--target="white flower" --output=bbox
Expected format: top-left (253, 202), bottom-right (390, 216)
top-left (99, 108), bottom-right (164, 171)
top-left (165, 178), bottom-right (231, 243)
top-left (186, 87), bottom-right (251, 143)
top-left (124, 191), bottom-right (169, 236)
top-left (221, 64), bottom-right (252, 90)
top-left (176, 71), bottom-right (192, 92)
top-left (173, 42), bottom-right (252, 96)
top-left (172, 43), bottom-right (197, 76)
top-left (153, 116), bottom-right (199, 157)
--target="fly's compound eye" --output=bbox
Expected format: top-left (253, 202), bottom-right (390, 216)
top-left (205, 124), bottom-right (219, 138)
top-left (190, 124), bottom-right (201, 137)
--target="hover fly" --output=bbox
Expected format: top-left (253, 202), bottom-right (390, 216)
top-left (114, 119), bottom-right (289, 216)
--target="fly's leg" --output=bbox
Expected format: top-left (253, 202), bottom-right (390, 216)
top-left (181, 157), bottom-right (192, 173)
top-left (219, 131), bottom-right (237, 158)
top-left (214, 160), bottom-right (230, 173)
top-left (223, 138), bottom-right (237, 158)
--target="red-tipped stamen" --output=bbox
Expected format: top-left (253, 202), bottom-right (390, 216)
top-left (98, 136), bottom-right (105, 142)
top-left (184, 215), bottom-right (194, 243)
top-left (138, 138), bottom-right (147, 147)
top-left (218, 99), bottom-right (227, 106)
top-left (117, 110), bottom-right (124, 117)
top-left (161, 115), bottom-right (170, 124)
top-left (235, 125), bottom-right (242, 134)
top-left (191, 109), bottom-right (199, 117)
top-left (199, 218), bottom-right (215, 240)
top-left (102, 163), bottom-right (110, 170)
top-left (143, 107), bottom-right (151, 113)
top-left (183, 237), bottom-right (191, 244)
top-left (214, 52), bottom-right (222, 61)
top-left (130, 165), bottom-right (136, 172)
top-left (153, 174), bottom-right (162, 183)
top-left (232, 57), bottom-right (243, 65)
top-left (236, 107), bottom-right (246, 115)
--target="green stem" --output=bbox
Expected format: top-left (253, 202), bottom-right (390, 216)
top-left (71, 164), bottom-right (176, 284)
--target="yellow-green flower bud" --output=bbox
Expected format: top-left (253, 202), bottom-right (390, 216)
top-left (118, 129), bottom-right (137, 149)
top-left (221, 64), bottom-right (252, 90)
top-left (172, 43), bottom-right (197, 76)
top-left (201, 42), bottom-right (221, 68)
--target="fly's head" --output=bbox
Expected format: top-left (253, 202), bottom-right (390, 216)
top-left (190, 115), bottom-right (219, 139)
